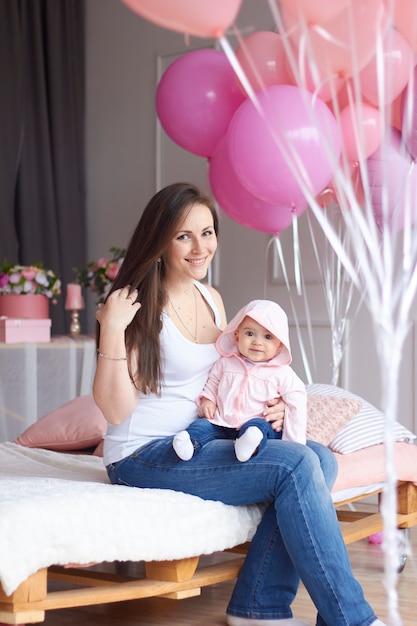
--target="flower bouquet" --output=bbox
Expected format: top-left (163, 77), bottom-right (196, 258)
top-left (0, 260), bottom-right (61, 302)
top-left (74, 247), bottom-right (125, 303)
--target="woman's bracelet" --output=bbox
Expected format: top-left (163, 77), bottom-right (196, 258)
top-left (97, 349), bottom-right (128, 361)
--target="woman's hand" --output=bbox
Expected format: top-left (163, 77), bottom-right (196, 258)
top-left (96, 286), bottom-right (141, 330)
top-left (94, 286), bottom-right (141, 425)
top-left (263, 397), bottom-right (285, 432)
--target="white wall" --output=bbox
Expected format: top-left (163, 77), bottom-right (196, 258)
top-left (85, 0), bottom-right (417, 434)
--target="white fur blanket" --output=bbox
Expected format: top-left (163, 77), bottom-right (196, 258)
top-left (0, 443), bottom-right (264, 595)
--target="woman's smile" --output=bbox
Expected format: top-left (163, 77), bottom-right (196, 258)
top-left (163, 204), bottom-right (217, 281)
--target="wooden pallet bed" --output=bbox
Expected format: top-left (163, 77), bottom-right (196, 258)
top-left (0, 440), bottom-right (416, 625)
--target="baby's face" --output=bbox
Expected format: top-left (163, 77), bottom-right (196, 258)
top-left (235, 317), bottom-right (282, 362)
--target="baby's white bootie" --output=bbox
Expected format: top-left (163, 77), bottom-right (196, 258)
top-left (234, 426), bottom-right (263, 462)
top-left (173, 431), bottom-right (194, 461)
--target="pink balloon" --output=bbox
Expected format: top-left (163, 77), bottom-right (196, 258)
top-left (393, 0), bottom-right (417, 53)
top-left (209, 137), bottom-right (301, 234)
top-left (401, 65), bottom-right (417, 160)
top-left (286, 45), bottom-right (344, 102)
top-left (359, 28), bottom-right (414, 106)
top-left (156, 49), bottom-right (246, 158)
top-left (335, 161), bottom-right (365, 207)
top-left (227, 85), bottom-right (341, 207)
top-left (315, 186), bottom-right (338, 209)
top-left (345, 161), bottom-right (365, 207)
top-left (235, 31), bottom-right (293, 93)
top-left (329, 79), bottom-right (352, 113)
top-left (388, 91), bottom-right (404, 131)
top-left (279, 0), bottom-right (349, 23)
top-left (367, 127), bottom-right (417, 232)
top-left (316, 162), bottom-right (365, 208)
top-left (280, 0), bottom-right (390, 78)
top-left (339, 102), bottom-right (384, 161)
top-left (368, 531), bottom-right (384, 544)
top-left (120, 0), bottom-right (242, 38)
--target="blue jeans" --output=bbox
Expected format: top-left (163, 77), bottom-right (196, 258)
top-left (182, 416), bottom-right (281, 456)
top-left (106, 438), bottom-right (377, 626)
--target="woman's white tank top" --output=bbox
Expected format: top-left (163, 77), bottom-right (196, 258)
top-left (103, 282), bottom-right (222, 465)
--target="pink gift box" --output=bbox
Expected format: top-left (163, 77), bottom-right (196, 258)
top-left (0, 317), bottom-right (51, 343)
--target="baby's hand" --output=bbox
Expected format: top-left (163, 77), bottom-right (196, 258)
top-left (198, 398), bottom-right (216, 420)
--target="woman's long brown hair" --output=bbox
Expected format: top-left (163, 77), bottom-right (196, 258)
top-left (97, 183), bottom-right (219, 395)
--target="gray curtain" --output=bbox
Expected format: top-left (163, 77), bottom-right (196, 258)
top-left (0, 0), bottom-right (86, 334)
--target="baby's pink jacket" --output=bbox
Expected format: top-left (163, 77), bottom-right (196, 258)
top-left (199, 299), bottom-right (306, 444)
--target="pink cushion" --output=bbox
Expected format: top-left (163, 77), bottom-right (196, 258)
top-left (306, 394), bottom-right (362, 445)
top-left (14, 395), bottom-right (106, 451)
top-left (332, 442), bottom-right (417, 493)
top-left (93, 439), bottom-right (104, 457)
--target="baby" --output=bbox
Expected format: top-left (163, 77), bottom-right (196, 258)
top-left (173, 299), bottom-right (306, 462)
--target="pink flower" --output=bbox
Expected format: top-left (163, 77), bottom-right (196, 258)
top-left (22, 268), bottom-right (37, 281)
top-left (74, 247), bottom-right (125, 303)
top-left (0, 273), bottom-right (9, 288)
top-left (106, 261), bottom-right (120, 280)
top-left (94, 257), bottom-right (108, 270)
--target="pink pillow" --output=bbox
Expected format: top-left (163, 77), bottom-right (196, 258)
top-left (14, 395), bottom-right (107, 451)
top-left (93, 439), bottom-right (104, 457)
top-left (306, 394), bottom-right (362, 445)
top-left (332, 442), bottom-right (417, 493)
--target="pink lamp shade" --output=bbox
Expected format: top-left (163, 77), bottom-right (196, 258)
top-left (65, 283), bottom-right (84, 310)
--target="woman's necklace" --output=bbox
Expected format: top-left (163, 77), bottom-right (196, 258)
top-left (168, 287), bottom-right (198, 343)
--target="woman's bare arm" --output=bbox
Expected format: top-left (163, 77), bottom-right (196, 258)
top-left (93, 287), bottom-right (141, 425)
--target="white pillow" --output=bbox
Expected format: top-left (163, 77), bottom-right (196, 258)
top-left (306, 383), bottom-right (416, 454)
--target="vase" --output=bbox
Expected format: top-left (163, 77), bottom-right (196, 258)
top-left (0, 294), bottom-right (49, 319)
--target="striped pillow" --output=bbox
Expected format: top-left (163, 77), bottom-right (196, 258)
top-left (306, 383), bottom-right (416, 454)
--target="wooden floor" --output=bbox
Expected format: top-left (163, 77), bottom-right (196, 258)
top-left (41, 525), bottom-right (417, 626)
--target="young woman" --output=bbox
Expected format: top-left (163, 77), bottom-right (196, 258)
top-left (93, 182), bottom-right (386, 626)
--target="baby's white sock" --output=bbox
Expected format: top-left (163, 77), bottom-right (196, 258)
top-left (371, 621), bottom-right (387, 625)
top-left (235, 426), bottom-right (264, 462)
top-left (173, 431), bottom-right (194, 461)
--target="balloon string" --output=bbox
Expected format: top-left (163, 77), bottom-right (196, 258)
top-left (273, 235), bottom-right (290, 289)
top-left (309, 23), bottom-right (349, 49)
top-left (306, 208), bottom-right (362, 385)
top-left (402, 67), bottom-right (416, 151)
top-left (231, 24), bottom-right (267, 95)
top-left (218, 35), bottom-right (261, 113)
top-left (292, 211), bottom-right (302, 296)
top-left (273, 235), bottom-right (313, 383)
top-left (266, 0), bottom-right (304, 91)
